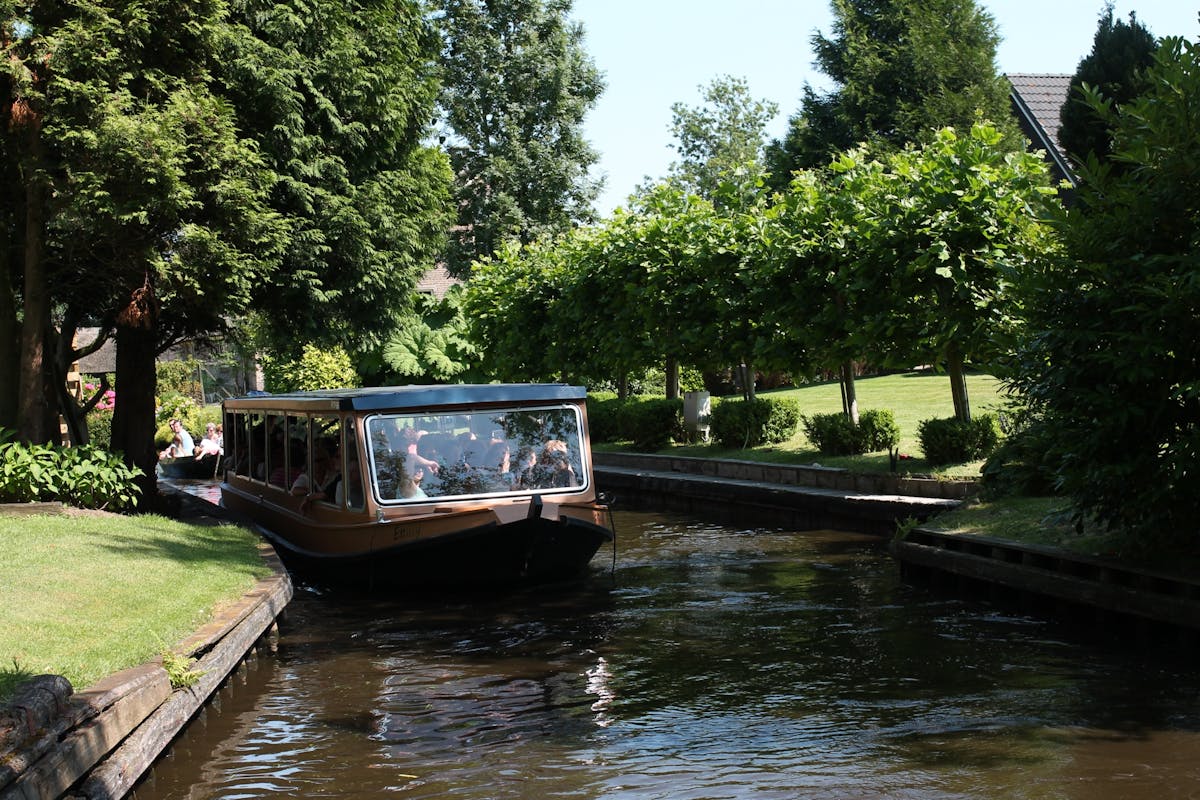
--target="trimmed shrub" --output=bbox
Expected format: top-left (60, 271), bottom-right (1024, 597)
top-left (918, 414), bottom-right (1002, 466)
top-left (859, 409), bottom-right (900, 452)
top-left (802, 412), bottom-right (860, 455)
top-left (87, 410), bottom-right (113, 451)
top-left (711, 398), bottom-right (801, 449)
top-left (622, 397), bottom-right (683, 451)
top-left (802, 409), bottom-right (900, 456)
top-left (586, 393), bottom-right (621, 444)
top-left (0, 430), bottom-right (141, 510)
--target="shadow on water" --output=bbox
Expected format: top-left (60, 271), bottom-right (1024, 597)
top-left (131, 507), bottom-right (1200, 800)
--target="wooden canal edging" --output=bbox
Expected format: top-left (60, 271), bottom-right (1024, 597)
top-left (592, 452), bottom-right (963, 536)
top-left (892, 527), bottom-right (1200, 634)
top-left (595, 452), bottom-right (1200, 637)
top-left (0, 496), bottom-right (293, 800)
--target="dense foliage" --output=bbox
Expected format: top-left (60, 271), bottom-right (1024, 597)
top-left (0, 430), bottom-right (141, 510)
top-left (765, 0), bottom-right (1020, 187)
top-left (1058, 6), bottom-right (1157, 169)
top-left (709, 398), bottom-right (801, 450)
top-left (802, 409), bottom-right (899, 456)
top-left (436, 0), bottom-right (603, 277)
top-left (1003, 38), bottom-right (1200, 544)
top-left (917, 414), bottom-right (1000, 466)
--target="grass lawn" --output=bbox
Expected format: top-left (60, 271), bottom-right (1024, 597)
top-left (0, 511), bottom-right (270, 704)
top-left (603, 370), bottom-right (1010, 478)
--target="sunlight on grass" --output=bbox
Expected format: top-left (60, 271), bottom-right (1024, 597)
top-left (635, 370), bottom-right (1009, 477)
top-left (0, 513), bottom-right (269, 703)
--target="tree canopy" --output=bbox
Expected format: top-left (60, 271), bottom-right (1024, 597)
top-left (764, 0), bottom-right (1019, 189)
top-left (436, 0), bottom-right (603, 277)
top-left (1057, 4), bottom-right (1158, 169)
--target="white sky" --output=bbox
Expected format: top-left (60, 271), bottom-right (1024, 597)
top-left (570, 0), bottom-right (1200, 214)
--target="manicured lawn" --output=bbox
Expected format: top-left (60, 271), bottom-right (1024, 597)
top-left (0, 511), bottom-right (270, 704)
top-left (605, 370), bottom-right (1010, 477)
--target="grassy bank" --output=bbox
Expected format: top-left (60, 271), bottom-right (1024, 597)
top-left (0, 511), bottom-right (270, 704)
top-left (608, 370), bottom-right (1008, 477)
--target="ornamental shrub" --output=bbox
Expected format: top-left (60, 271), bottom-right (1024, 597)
top-left (586, 393), bottom-right (621, 443)
top-left (802, 409), bottom-right (900, 455)
top-left (711, 398), bottom-right (800, 449)
top-left (621, 398), bottom-right (683, 451)
top-left (87, 410), bottom-right (114, 450)
top-left (0, 430), bottom-right (141, 511)
top-left (918, 414), bottom-right (1001, 466)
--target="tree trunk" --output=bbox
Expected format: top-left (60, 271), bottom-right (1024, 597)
top-left (739, 361), bottom-right (756, 402)
top-left (947, 344), bottom-right (971, 423)
top-left (665, 357), bottom-right (680, 400)
top-left (616, 373), bottom-right (629, 400)
top-left (840, 360), bottom-right (859, 425)
top-left (0, 247), bottom-right (18, 432)
top-left (111, 280), bottom-right (161, 508)
top-left (17, 165), bottom-right (51, 444)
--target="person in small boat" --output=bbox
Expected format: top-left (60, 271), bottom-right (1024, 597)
top-left (159, 418), bottom-right (194, 461)
top-left (482, 439), bottom-right (514, 490)
top-left (195, 422), bottom-right (223, 458)
top-left (512, 446), bottom-right (538, 489)
top-left (268, 440), bottom-right (305, 489)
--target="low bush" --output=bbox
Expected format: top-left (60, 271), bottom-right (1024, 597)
top-left (0, 430), bottom-right (141, 510)
top-left (918, 414), bottom-right (1001, 466)
top-left (586, 393), bottom-right (621, 443)
top-left (87, 410), bottom-right (114, 450)
top-left (802, 409), bottom-right (900, 455)
top-left (621, 397), bottom-right (684, 451)
top-left (711, 397), bottom-right (800, 449)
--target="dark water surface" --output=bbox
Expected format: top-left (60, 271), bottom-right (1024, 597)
top-left (133, 505), bottom-right (1200, 799)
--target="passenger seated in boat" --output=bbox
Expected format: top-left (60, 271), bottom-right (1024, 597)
top-left (268, 440), bottom-right (305, 489)
top-left (159, 418), bottom-right (194, 461)
top-left (512, 446), bottom-right (537, 489)
top-left (530, 439), bottom-right (578, 488)
top-left (336, 458), bottom-right (364, 509)
top-left (195, 423), bottom-right (223, 458)
top-left (297, 440), bottom-right (342, 511)
top-left (398, 455), bottom-right (427, 499)
top-left (482, 440), bottom-right (514, 490)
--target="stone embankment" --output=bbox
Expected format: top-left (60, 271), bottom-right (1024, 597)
top-left (0, 495), bottom-right (292, 800)
top-left (593, 452), bottom-right (966, 535)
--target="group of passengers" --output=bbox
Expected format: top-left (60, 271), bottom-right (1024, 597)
top-left (159, 419), bottom-right (223, 461)
top-left (377, 423), bottom-right (579, 501)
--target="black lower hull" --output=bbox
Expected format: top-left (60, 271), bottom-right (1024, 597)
top-left (160, 453), bottom-right (221, 479)
top-left (258, 516), bottom-right (613, 591)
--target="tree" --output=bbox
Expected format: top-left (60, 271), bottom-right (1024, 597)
top-left (1005, 37), bottom-right (1200, 545)
top-left (666, 76), bottom-right (778, 207)
top-left (436, 0), bottom-right (604, 277)
top-left (221, 0), bottom-right (454, 357)
top-left (1, 0), bottom-right (285, 498)
top-left (764, 0), bottom-right (1019, 188)
top-left (1058, 4), bottom-right (1157, 169)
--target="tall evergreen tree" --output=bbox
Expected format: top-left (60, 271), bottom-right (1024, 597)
top-left (764, 0), bottom-right (1019, 187)
top-left (221, 0), bottom-right (454, 357)
top-left (436, 0), bottom-right (604, 277)
top-left (1058, 4), bottom-right (1157, 168)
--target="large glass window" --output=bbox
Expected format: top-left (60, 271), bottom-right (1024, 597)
top-left (365, 406), bottom-right (586, 503)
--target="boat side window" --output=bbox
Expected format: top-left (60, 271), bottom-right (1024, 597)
top-left (247, 412), bottom-right (267, 481)
top-left (228, 411), bottom-right (246, 477)
top-left (307, 415), bottom-right (342, 506)
top-left (340, 417), bottom-right (365, 512)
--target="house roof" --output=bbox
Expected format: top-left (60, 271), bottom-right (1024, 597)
top-left (1006, 73), bottom-right (1076, 186)
top-left (416, 264), bottom-right (460, 300)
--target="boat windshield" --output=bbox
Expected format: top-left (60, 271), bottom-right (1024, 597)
top-left (365, 405), bottom-right (588, 504)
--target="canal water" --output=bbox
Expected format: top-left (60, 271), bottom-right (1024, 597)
top-left (132, 506), bottom-right (1200, 799)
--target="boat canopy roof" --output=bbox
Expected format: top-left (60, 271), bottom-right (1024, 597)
top-left (223, 384), bottom-right (588, 413)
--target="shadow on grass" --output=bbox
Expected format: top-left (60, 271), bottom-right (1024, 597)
top-left (87, 519), bottom-right (270, 580)
top-left (0, 661), bottom-right (37, 705)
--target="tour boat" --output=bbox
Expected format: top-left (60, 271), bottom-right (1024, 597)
top-left (219, 384), bottom-right (614, 589)
top-left (159, 452), bottom-right (221, 480)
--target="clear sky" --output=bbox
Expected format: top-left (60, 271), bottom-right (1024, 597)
top-left (570, 0), bottom-right (1200, 214)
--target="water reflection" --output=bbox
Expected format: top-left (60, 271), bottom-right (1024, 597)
top-left (133, 506), bottom-right (1200, 799)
